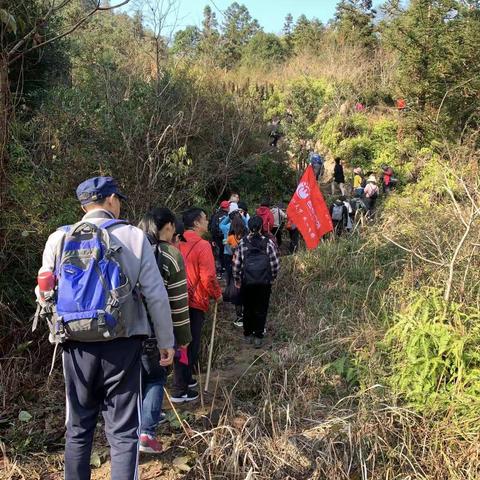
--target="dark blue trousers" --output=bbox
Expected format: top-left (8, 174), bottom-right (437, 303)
top-left (173, 308), bottom-right (204, 395)
top-left (62, 337), bottom-right (143, 480)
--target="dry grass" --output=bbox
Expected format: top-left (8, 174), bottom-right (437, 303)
top-left (217, 40), bottom-right (397, 101)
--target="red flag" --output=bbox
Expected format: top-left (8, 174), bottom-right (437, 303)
top-left (287, 165), bottom-right (333, 249)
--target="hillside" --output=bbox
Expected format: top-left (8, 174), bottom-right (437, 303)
top-left (1, 1), bottom-right (480, 479)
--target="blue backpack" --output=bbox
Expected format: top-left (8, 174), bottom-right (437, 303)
top-left (310, 153), bottom-right (323, 166)
top-left (51, 219), bottom-right (131, 342)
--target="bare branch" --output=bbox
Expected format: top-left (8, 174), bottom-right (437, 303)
top-left (382, 234), bottom-right (446, 267)
top-left (444, 207), bottom-right (478, 303)
top-left (8, 0), bottom-right (131, 65)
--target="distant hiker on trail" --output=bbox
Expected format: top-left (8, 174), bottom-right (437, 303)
top-left (339, 196), bottom-right (353, 232)
top-left (256, 201), bottom-right (275, 236)
top-left (177, 208), bottom-right (222, 402)
top-left (137, 208), bottom-right (191, 454)
top-left (271, 202), bottom-right (287, 247)
top-left (173, 219), bottom-right (186, 246)
top-left (208, 200), bottom-right (229, 279)
top-left (353, 167), bottom-right (364, 197)
top-left (286, 216), bottom-right (300, 254)
top-left (330, 198), bottom-right (349, 236)
top-left (332, 157), bottom-right (346, 196)
top-left (364, 174), bottom-right (379, 219)
top-left (226, 213), bottom-right (249, 328)
top-left (269, 117), bottom-right (281, 147)
top-left (233, 216), bottom-right (279, 348)
top-left (227, 212), bottom-right (249, 253)
top-left (36, 176), bottom-right (175, 480)
top-left (396, 98), bottom-right (406, 110)
top-left (219, 204), bottom-right (247, 288)
top-left (381, 165), bottom-right (396, 194)
top-left (310, 153), bottom-right (325, 181)
top-left (238, 200), bottom-right (250, 223)
top-left (229, 192), bottom-right (240, 204)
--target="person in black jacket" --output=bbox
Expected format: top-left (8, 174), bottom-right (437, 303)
top-left (208, 200), bottom-right (229, 278)
top-left (331, 157), bottom-right (346, 196)
top-left (329, 198), bottom-right (349, 236)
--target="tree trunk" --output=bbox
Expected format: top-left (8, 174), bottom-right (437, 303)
top-left (0, 54), bottom-right (10, 208)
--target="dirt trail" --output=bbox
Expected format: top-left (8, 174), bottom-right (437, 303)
top-left (87, 295), bottom-right (270, 479)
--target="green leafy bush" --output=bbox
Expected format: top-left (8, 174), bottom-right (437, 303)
top-left (384, 290), bottom-right (480, 416)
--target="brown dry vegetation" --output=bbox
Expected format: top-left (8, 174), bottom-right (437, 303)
top-left (2, 2), bottom-right (480, 478)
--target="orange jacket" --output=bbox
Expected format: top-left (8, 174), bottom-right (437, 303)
top-left (178, 230), bottom-right (222, 312)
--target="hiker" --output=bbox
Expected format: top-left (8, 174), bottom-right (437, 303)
top-left (226, 213), bottom-right (249, 328)
top-left (229, 192), bottom-right (240, 204)
top-left (396, 98), bottom-right (406, 110)
top-left (269, 117), bottom-right (281, 147)
top-left (340, 196), bottom-right (354, 232)
top-left (381, 164), bottom-right (395, 194)
top-left (353, 167), bottom-right (364, 197)
top-left (238, 200), bottom-right (250, 223)
top-left (176, 208), bottom-right (222, 402)
top-left (137, 208), bottom-right (191, 453)
top-left (364, 174), bottom-right (379, 219)
top-left (310, 153), bottom-right (325, 181)
top-left (233, 216), bottom-right (279, 348)
top-left (36, 176), bottom-right (175, 480)
top-left (208, 200), bottom-right (229, 279)
top-left (219, 206), bottom-right (238, 285)
top-left (271, 202), bottom-right (287, 247)
top-left (332, 157), bottom-right (346, 196)
top-left (256, 201), bottom-right (275, 236)
top-left (286, 216), bottom-right (300, 254)
top-left (173, 218), bottom-right (186, 246)
top-left (330, 198), bottom-right (349, 236)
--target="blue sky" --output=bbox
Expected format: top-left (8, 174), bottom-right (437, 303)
top-left (171, 0), bottom-right (340, 34)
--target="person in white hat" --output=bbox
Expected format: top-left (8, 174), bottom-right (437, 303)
top-left (364, 174), bottom-right (379, 218)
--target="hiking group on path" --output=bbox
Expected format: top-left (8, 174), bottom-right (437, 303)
top-left (34, 155), bottom-right (395, 478)
top-left (309, 153), bottom-right (397, 236)
top-left (35, 176), bottom-right (282, 478)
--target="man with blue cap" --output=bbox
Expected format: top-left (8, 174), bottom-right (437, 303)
top-left (37, 176), bottom-right (175, 480)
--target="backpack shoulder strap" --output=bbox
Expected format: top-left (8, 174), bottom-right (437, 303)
top-left (100, 219), bottom-right (129, 229)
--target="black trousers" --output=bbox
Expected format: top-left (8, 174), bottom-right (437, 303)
top-left (241, 284), bottom-right (272, 338)
top-left (213, 235), bottom-right (225, 272)
top-left (288, 228), bottom-right (299, 253)
top-left (273, 225), bottom-right (284, 247)
top-left (62, 337), bottom-right (143, 480)
top-left (224, 253), bottom-right (233, 285)
top-left (173, 307), bottom-right (205, 394)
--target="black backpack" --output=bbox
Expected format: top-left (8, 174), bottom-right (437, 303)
top-left (243, 237), bottom-right (272, 286)
top-left (209, 210), bottom-right (226, 238)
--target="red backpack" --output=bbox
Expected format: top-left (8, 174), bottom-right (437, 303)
top-left (255, 207), bottom-right (274, 234)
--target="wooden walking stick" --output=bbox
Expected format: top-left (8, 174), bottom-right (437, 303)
top-left (204, 302), bottom-right (218, 392)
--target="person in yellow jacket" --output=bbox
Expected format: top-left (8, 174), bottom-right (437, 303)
top-left (353, 167), bottom-right (364, 197)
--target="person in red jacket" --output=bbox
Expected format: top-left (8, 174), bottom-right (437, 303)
top-left (173, 208), bottom-right (222, 403)
top-left (256, 201), bottom-right (275, 235)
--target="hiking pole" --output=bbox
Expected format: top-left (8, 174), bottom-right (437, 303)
top-left (204, 302), bottom-right (218, 392)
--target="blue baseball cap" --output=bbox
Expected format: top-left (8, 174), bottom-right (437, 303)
top-left (76, 176), bottom-right (127, 205)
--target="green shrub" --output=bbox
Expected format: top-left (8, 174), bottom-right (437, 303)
top-left (383, 289), bottom-right (480, 416)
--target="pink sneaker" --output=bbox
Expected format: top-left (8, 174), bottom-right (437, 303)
top-left (139, 434), bottom-right (163, 454)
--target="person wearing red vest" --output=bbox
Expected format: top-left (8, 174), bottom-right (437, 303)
top-left (172, 208), bottom-right (222, 403)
